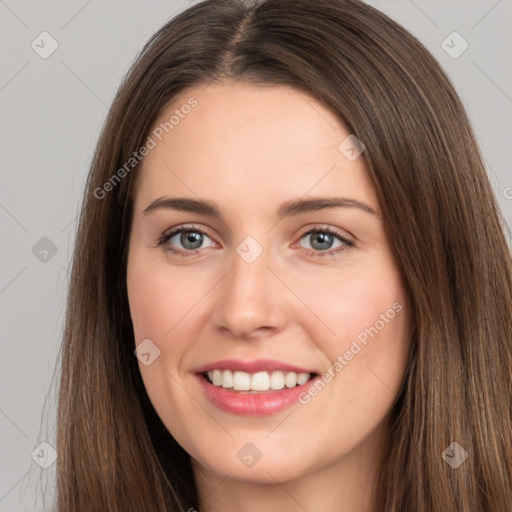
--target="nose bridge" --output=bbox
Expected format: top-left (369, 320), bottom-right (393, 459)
top-left (213, 235), bottom-right (288, 337)
top-left (231, 236), bottom-right (269, 294)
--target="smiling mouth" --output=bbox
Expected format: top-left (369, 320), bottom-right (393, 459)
top-left (201, 369), bottom-right (319, 393)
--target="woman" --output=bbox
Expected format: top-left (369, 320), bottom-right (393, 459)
top-left (56, 0), bottom-right (512, 510)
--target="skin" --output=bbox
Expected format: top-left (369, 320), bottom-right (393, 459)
top-left (126, 81), bottom-right (413, 512)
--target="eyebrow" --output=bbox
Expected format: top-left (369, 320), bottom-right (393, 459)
top-left (142, 196), bottom-right (378, 219)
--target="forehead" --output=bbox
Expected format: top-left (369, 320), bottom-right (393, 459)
top-left (134, 82), bottom-right (379, 217)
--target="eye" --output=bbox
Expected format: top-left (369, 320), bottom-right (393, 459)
top-left (158, 224), bottom-right (354, 258)
top-left (158, 224), bottom-right (215, 257)
top-left (296, 226), bottom-right (354, 257)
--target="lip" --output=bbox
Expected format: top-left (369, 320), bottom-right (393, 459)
top-left (194, 358), bottom-right (317, 374)
top-left (194, 364), bottom-right (321, 417)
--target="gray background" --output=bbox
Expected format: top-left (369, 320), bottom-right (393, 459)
top-left (1, 1), bottom-right (511, 510)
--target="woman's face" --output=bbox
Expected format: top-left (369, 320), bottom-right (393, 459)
top-left (127, 82), bottom-right (412, 489)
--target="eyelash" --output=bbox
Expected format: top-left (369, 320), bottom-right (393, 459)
top-left (157, 224), bottom-right (354, 258)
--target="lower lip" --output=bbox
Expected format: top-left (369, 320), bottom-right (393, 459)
top-left (195, 374), bottom-right (320, 416)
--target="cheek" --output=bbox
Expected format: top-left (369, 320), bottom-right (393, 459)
top-left (306, 259), bottom-right (411, 393)
top-left (304, 261), bottom-right (407, 345)
top-left (126, 250), bottom-right (207, 344)
top-left (126, 252), bottom-right (203, 422)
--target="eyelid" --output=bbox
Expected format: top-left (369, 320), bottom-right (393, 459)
top-left (161, 223), bottom-right (215, 239)
top-left (296, 224), bottom-right (354, 244)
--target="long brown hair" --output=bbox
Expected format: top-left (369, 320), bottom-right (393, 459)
top-left (56, 0), bottom-right (512, 510)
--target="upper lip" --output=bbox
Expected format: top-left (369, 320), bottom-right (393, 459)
top-left (194, 359), bottom-right (318, 375)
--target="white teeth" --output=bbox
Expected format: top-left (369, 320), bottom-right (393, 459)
top-left (285, 372), bottom-right (297, 388)
top-left (297, 373), bottom-right (310, 385)
top-left (206, 370), bottom-right (312, 391)
top-left (269, 371), bottom-right (285, 390)
top-left (251, 371), bottom-right (270, 391)
top-left (221, 370), bottom-right (233, 388)
top-left (233, 371), bottom-right (251, 390)
top-left (212, 369), bottom-right (222, 386)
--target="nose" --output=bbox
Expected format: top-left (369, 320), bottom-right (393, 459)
top-left (212, 243), bottom-right (289, 340)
